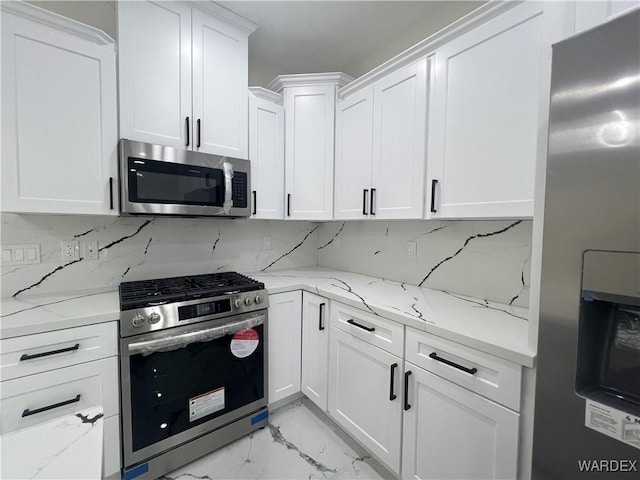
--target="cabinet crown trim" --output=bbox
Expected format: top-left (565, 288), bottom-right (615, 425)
top-left (184, 1), bottom-right (258, 35)
top-left (249, 87), bottom-right (283, 105)
top-left (1, 1), bottom-right (115, 46)
top-left (338, 0), bottom-right (518, 98)
top-left (267, 72), bottom-right (354, 93)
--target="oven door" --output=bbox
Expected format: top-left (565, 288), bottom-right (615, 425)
top-left (120, 310), bottom-right (267, 468)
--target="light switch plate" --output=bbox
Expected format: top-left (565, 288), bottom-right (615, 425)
top-left (1, 244), bottom-right (41, 266)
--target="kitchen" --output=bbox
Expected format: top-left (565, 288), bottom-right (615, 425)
top-left (0, 1), bottom-right (638, 479)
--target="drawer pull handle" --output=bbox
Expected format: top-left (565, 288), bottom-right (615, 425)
top-left (20, 343), bottom-right (80, 361)
top-left (429, 352), bottom-right (478, 375)
top-left (319, 302), bottom-right (326, 331)
top-left (389, 363), bottom-right (398, 401)
top-left (404, 370), bottom-right (412, 410)
top-left (22, 394), bottom-right (81, 417)
top-left (346, 319), bottom-right (375, 332)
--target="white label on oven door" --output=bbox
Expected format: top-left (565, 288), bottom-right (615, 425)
top-left (230, 328), bottom-right (259, 358)
top-left (189, 387), bottom-right (225, 422)
top-left (585, 399), bottom-right (640, 449)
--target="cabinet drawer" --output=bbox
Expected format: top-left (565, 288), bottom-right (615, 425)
top-left (405, 328), bottom-right (521, 411)
top-left (331, 302), bottom-right (404, 357)
top-left (1, 322), bottom-right (117, 381)
top-left (1, 356), bottom-right (119, 435)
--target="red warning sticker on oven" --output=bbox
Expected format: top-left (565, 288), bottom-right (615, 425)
top-left (189, 387), bottom-right (224, 422)
top-left (230, 328), bottom-right (259, 358)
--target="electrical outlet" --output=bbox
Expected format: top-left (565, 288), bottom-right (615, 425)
top-left (82, 241), bottom-right (99, 260)
top-left (263, 236), bottom-right (272, 250)
top-left (406, 241), bottom-right (417, 258)
top-left (61, 240), bottom-right (80, 261)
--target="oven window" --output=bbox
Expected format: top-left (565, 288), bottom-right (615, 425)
top-left (128, 157), bottom-right (224, 206)
top-left (128, 324), bottom-right (264, 452)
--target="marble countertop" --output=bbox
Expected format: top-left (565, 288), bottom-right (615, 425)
top-left (0, 267), bottom-right (534, 366)
top-left (0, 288), bottom-right (119, 340)
top-left (249, 267), bottom-right (535, 367)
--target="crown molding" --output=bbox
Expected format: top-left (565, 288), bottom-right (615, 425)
top-left (1, 1), bottom-right (115, 47)
top-left (186, 1), bottom-right (258, 35)
top-left (339, 0), bottom-right (518, 98)
top-left (267, 72), bottom-right (355, 93)
top-left (248, 87), bottom-right (283, 105)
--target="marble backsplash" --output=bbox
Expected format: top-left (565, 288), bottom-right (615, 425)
top-left (318, 220), bottom-right (532, 308)
top-left (0, 214), bottom-right (318, 298)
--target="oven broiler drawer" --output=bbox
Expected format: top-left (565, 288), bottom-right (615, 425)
top-left (0, 322), bottom-right (117, 381)
top-left (0, 356), bottom-right (119, 435)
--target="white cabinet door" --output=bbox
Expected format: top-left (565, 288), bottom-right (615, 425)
top-left (402, 363), bottom-right (519, 480)
top-left (574, 0), bottom-right (639, 34)
top-left (284, 85), bottom-right (336, 220)
top-left (192, 10), bottom-right (248, 159)
top-left (249, 92), bottom-right (285, 219)
top-left (334, 86), bottom-right (374, 220)
top-left (328, 327), bottom-right (403, 474)
top-left (268, 291), bottom-right (302, 404)
top-left (118, 1), bottom-right (192, 149)
top-left (428, 2), bottom-right (544, 219)
top-left (1, 9), bottom-right (117, 215)
top-left (301, 292), bottom-right (329, 410)
top-left (371, 58), bottom-right (428, 220)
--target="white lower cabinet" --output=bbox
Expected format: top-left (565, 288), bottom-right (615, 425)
top-left (328, 323), bottom-right (403, 474)
top-left (301, 292), bottom-right (329, 410)
top-left (401, 363), bottom-right (519, 480)
top-left (268, 291), bottom-right (302, 404)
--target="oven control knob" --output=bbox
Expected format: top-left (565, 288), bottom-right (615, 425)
top-left (148, 312), bottom-right (161, 324)
top-left (132, 314), bottom-right (145, 328)
top-left (244, 296), bottom-right (253, 306)
top-left (255, 294), bottom-right (263, 304)
top-left (234, 298), bottom-right (242, 308)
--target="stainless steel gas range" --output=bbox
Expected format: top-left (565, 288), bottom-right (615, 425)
top-left (118, 272), bottom-right (269, 480)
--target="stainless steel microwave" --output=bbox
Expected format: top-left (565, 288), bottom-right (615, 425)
top-left (119, 139), bottom-right (250, 217)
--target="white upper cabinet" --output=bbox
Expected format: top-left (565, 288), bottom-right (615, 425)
top-left (371, 59), bottom-right (428, 219)
top-left (118, 1), bottom-right (254, 158)
top-left (1, 2), bottom-right (118, 215)
top-left (334, 59), bottom-right (427, 220)
top-left (573, 0), bottom-right (639, 34)
top-left (284, 84), bottom-right (337, 220)
top-left (427, 2), bottom-right (545, 219)
top-left (334, 86), bottom-right (374, 220)
top-left (248, 88), bottom-right (285, 219)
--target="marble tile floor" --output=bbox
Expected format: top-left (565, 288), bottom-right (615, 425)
top-left (160, 398), bottom-right (394, 480)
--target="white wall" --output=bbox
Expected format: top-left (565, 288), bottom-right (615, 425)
top-left (318, 219), bottom-right (533, 308)
top-left (26, 1), bottom-right (117, 39)
top-left (1, 214), bottom-right (318, 298)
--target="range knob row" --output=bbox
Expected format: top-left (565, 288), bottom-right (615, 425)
top-left (233, 294), bottom-right (264, 308)
top-left (131, 312), bottom-right (162, 328)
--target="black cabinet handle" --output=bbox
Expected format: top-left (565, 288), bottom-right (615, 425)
top-left (404, 371), bottom-right (412, 410)
top-left (22, 394), bottom-right (81, 417)
top-left (389, 363), bottom-right (398, 401)
top-left (363, 189), bottom-right (369, 215)
top-left (319, 302), bottom-right (325, 331)
top-left (197, 118), bottom-right (201, 148)
top-left (20, 343), bottom-right (80, 361)
top-left (346, 319), bottom-right (375, 332)
top-left (287, 194), bottom-right (291, 217)
top-left (109, 177), bottom-right (114, 210)
top-left (429, 352), bottom-right (478, 375)
top-left (252, 191), bottom-right (257, 215)
top-left (430, 179), bottom-right (438, 213)
top-left (185, 117), bottom-right (190, 147)
top-left (370, 188), bottom-right (376, 215)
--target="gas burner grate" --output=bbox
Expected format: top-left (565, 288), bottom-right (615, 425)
top-left (119, 272), bottom-right (264, 310)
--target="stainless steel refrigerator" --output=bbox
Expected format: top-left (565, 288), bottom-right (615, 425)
top-left (532, 9), bottom-right (640, 479)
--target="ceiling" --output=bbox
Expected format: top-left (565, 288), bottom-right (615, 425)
top-left (218, 1), bottom-right (484, 87)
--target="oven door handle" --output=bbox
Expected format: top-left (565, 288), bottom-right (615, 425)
top-left (127, 314), bottom-right (265, 356)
